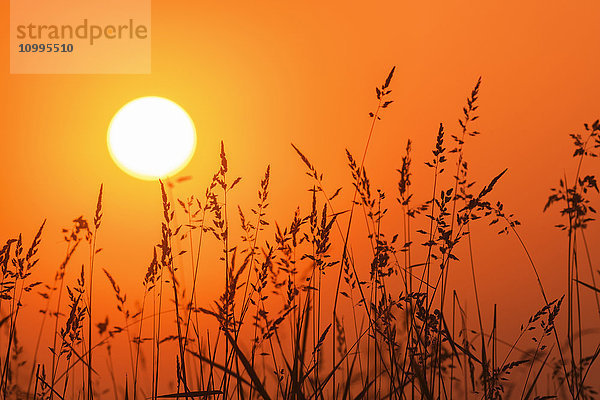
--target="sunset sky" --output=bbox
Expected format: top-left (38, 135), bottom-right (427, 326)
top-left (1, 0), bottom-right (600, 394)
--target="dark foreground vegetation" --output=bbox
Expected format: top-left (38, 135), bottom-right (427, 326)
top-left (1, 69), bottom-right (599, 399)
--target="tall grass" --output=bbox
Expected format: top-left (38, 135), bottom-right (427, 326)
top-left (1, 70), bottom-right (599, 400)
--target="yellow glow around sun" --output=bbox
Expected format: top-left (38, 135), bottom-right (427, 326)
top-left (107, 97), bottom-right (197, 180)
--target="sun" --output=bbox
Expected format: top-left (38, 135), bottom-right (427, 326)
top-left (107, 96), bottom-right (197, 180)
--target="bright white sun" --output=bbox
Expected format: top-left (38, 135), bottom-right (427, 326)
top-left (107, 96), bottom-right (197, 180)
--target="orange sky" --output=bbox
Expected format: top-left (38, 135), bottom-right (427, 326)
top-left (1, 0), bottom-right (600, 395)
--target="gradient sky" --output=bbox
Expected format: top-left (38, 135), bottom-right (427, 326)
top-left (1, 0), bottom-right (600, 393)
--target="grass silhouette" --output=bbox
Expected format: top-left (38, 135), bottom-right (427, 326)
top-left (1, 69), bottom-right (599, 399)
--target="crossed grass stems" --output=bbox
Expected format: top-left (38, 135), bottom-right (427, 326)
top-left (1, 69), bottom-right (599, 399)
